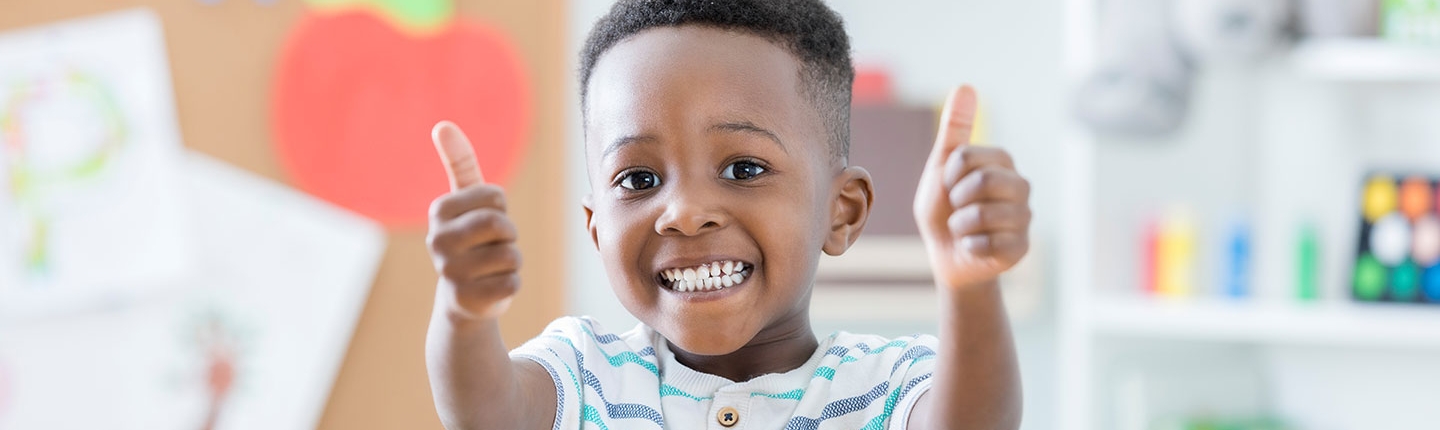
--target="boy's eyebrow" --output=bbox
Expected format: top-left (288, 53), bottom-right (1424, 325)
top-left (602, 135), bottom-right (658, 160)
top-left (600, 121), bottom-right (787, 160)
top-left (709, 120), bottom-right (787, 153)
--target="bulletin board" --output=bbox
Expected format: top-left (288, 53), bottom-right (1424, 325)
top-left (0, 0), bottom-right (567, 428)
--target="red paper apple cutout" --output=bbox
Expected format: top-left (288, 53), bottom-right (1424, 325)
top-left (272, 10), bottom-right (530, 226)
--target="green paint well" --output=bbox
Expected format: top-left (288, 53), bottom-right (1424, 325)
top-left (1354, 254), bottom-right (1388, 301)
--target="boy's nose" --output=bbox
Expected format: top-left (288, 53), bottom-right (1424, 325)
top-left (655, 192), bottom-right (726, 236)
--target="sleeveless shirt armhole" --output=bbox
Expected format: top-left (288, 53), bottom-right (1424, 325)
top-left (510, 317), bottom-right (590, 430)
top-left (512, 353), bottom-right (568, 430)
top-left (886, 374), bottom-right (935, 430)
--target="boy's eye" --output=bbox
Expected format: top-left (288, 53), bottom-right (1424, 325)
top-left (721, 161), bottom-right (766, 181)
top-left (618, 171), bottom-right (662, 191)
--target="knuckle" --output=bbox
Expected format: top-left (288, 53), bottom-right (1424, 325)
top-left (468, 209), bottom-right (505, 234)
top-left (427, 229), bottom-right (455, 254)
top-left (484, 185), bottom-right (508, 210)
top-left (973, 168), bottom-right (994, 188)
top-left (948, 182), bottom-right (967, 204)
top-left (425, 231), bottom-right (442, 253)
top-left (440, 260), bottom-right (469, 284)
top-left (429, 196), bottom-right (450, 220)
top-left (977, 205), bottom-right (998, 227)
top-left (957, 145), bottom-right (979, 164)
top-left (476, 272), bottom-right (521, 296)
top-left (998, 149), bottom-right (1015, 166)
top-left (494, 246), bottom-right (522, 271)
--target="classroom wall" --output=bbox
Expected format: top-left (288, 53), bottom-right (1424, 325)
top-left (0, 1), bottom-right (566, 428)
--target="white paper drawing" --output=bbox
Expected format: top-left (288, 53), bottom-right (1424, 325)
top-left (0, 152), bottom-right (385, 430)
top-left (0, 8), bottom-right (189, 318)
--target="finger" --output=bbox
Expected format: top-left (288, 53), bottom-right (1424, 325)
top-left (948, 167), bottom-right (1030, 209)
top-left (426, 208), bottom-right (518, 254)
top-left (449, 272), bottom-right (521, 316)
top-left (946, 203), bottom-right (1032, 237)
top-left (429, 184), bottom-right (508, 221)
top-left (440, 243), bottom-right (522, 284)
top-left (432, 120), bottom-right (485, 191)
top-left (956, 231), bottom-right (1028, 263)
top-left (929, 85), bottom-right (978, 164)
top-left (943, 145), bottom-right (1015, 188)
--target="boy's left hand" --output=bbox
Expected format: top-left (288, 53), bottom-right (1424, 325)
top-left (913, 85), bottom-right (1032, 292)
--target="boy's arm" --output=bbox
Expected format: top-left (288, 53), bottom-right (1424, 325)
top-left (907, 86), bottom-right (1027, 430)
top-left (426, 310), bottom-right (556, 430)
top-left (425, 121), bottom-right (556, 430)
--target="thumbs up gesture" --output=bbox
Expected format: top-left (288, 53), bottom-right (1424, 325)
top-left (426, 121), bottom-right (521, 320)
top-left (913, 86), bottom-right (1031, 291)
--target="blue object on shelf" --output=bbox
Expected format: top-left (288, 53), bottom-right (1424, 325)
top-left (1225, 220), bottom-right (1252, 298)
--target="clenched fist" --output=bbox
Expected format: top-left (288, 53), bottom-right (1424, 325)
top-left (426, 121), bottom-right (521, 320)
top-left (913, 86), bottom-right (1032, 291)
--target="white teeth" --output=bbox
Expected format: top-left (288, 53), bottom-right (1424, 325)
top-left (660, 260), bottom-right (752, 292)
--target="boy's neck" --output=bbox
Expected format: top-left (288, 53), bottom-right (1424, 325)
top-left (667, 312), bottom-right (819, 383)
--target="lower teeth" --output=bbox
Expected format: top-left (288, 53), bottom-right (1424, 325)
top-left (668, 271), bottom-right (746, 292)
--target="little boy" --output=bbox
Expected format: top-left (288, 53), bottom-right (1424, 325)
top-left (424, 1), bottom-right (1031, 429)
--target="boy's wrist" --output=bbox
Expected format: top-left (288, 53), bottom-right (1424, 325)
top-left (433, 284), bottom-right (509, 326)
top-left (935, 276), bottom-right (1001, 295)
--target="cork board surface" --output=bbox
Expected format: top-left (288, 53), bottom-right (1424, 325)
top-left (0, 0), bottom-right (568, 428)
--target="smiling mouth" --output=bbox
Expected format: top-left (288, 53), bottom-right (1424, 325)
top-left (657, 260), bottom-right (753, 292)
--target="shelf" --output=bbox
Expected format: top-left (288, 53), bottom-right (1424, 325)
top-left (1088, 298), bottom-right (1440, 350)
top-left (1290, 38), bottom-right (1440, 82)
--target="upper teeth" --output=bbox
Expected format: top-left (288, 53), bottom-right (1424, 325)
top-left (661, 260), bottom-right (749, 292)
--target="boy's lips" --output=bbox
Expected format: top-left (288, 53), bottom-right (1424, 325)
top-left (654, 257), bottom-right (755, 293)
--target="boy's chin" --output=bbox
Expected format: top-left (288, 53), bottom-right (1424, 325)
top-left (659, 325), bottom-right (754, 357)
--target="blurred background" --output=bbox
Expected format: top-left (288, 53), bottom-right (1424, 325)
top-left (0, 0), bottom-right (1436, 429)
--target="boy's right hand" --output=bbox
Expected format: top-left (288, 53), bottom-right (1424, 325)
top-left (426, 121), bottom-right (521, 320)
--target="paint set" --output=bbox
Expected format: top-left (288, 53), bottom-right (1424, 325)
top-left (1352, 173), bottom-right (1440, 303)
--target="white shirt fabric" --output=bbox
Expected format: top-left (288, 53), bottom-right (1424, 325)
top-left (511, 316), bottom-right (938, 430)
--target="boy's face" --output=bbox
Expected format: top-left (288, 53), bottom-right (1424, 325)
top-left (583, 26), bottom-right (869, 356)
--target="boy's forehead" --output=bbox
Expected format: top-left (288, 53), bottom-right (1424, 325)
top-left (583, 26), bottom-right (822, 160)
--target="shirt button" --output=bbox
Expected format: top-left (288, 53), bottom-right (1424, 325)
top-left (717, 406), bottom-right (740, 427)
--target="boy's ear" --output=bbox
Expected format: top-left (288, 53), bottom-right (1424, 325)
top-left (582, 193), bottom-right (600, 251)
top-left (823, 166), bottom-right (874, 256)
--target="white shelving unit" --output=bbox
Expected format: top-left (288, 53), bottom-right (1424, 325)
top-left (1088, 298), bottom-right (1440, 350)
top-left (1059, 4), bottom-right (1440, 430)
top-left (1291, 38), bottom-right (1440, 82)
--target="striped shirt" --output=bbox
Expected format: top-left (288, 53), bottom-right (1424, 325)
top-left (512, 316), bottom-right (938, 430)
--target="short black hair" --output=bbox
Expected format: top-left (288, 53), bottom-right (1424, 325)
top-left (579, 0), bottom-right (855, 160)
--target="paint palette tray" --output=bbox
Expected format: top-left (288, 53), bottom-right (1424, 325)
top-left (1353, 173), bottom-right (1440, 303)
